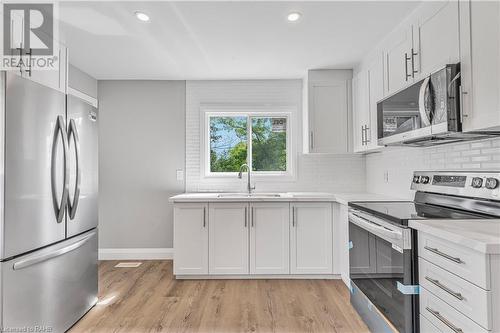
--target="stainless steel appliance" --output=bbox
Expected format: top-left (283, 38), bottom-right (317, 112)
top-left (377, 64), bottom-right (499, 146)
top-left (0, 72), bottom-right (98, 332)
top-left (348, 171), bottom-right (500, 333)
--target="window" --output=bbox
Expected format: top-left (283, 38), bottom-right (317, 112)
top-left (207, 112), bottom-right (290, 175)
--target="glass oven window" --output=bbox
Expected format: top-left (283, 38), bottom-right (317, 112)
top-left (349, 222), bottom-right (413, 333)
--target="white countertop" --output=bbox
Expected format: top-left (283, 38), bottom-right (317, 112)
top-left (409, 219), bottom-right (500, 254)
top-left (169, 192), bottom-right (407, 204)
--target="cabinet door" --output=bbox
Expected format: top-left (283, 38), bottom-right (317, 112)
top-left (335, 204), bottom-right (350, 285)
top-left (414, 1), bottom-right (459, 79)
top-left (250, 203), bottom-right (290, 275)
top-left (209, 203), bottom-right (249, 275)
top-left (385, 25), bottom-right (414, 95)
top-left (173, 203), bottom-right (208, 275)
top-left (352, 71), bottom-right (368, 153)
top-left (460, 0), bottom-right (500, 132)
top-left (366, 54), bottom-right (385, 151)
top-left (290, 203), bottom-right (333, 274)
top-left (349, 223), bottom-right (377, 274)
top-left (309, 82), bottom-right (349, 153)
top-left (27, 44), bottom-right (68, 93)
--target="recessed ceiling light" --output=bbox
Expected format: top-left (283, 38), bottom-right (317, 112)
top-left (287, 12), bottom-right (301, 22)
top-left (135, 11), bottom-right (150, 22)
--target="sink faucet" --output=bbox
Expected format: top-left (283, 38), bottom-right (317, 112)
top-left (238, 164), bottom-right (255, 194)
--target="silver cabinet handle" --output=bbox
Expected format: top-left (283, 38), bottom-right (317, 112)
top-left (365, 126), bottom-right (371, 144)
top-left (411, 48), bottom-right (418, 77)
top-left (459, 86), bottom-right (468, 123)
top-left (13, 231), bottom-right (95, 270)
top-left (251, 207), bottom-right (255, 227)
top-left (361, 126), bottom-right (365, 146)
top-left (292, 207), bottom-right (296, 227)
top-left (244, 206), bottom-right (247, 227)
top-left (405, 52), bottom-right (411, 81)
top-left (426, 307), bottom-right (463, 333)
top-left (425, 276), bottom-right (464, 301)
top-left (51, 115), bottom-right (70, 223)
top-left (310, 131), bottom-right (314, 150)
top-left (203, 207), bottom-right (206, 228)
top-left (67, 119), bottom-right (81, 220)
top-left (424, 246), bottom-right (463, 264)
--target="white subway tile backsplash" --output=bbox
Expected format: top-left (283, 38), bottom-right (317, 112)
top-left (367, 137), bottom-right (500, 198)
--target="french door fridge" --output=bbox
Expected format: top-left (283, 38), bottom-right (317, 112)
top-left (0, 72), bottom-right (98, 333)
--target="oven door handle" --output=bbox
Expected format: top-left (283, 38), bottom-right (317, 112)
top-left (349, 212), bottom-right (403, 240)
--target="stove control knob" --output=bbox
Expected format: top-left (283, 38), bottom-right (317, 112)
top-left (485, 178), bottom-right (499, 190)
top-left (471, 177), bottom-right (484, 188)
top-left (420, 176), bottom-right (430, 184)
top-left (413, 176), bottom-right (420, 184)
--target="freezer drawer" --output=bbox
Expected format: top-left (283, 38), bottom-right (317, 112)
top-left (1, 230), bottom-right (98, 333)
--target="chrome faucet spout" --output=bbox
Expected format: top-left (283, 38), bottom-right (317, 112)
top-left (238, 164), bottom-right (255, 194)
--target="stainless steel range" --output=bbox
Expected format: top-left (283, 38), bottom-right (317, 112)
top-left (348, 171), bottom-right (500, 333)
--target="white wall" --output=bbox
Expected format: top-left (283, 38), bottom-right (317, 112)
top-left (366, 138), bottom-right (500, 199)
top-left (98, 80), bottom-right (186, 249)
top-left (185, 79), bottom-right (365, 193)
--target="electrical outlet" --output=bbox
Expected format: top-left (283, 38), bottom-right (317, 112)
top-left (384, 170), bottom-right (389, 183)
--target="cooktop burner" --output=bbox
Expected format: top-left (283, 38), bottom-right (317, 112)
top-left (349, 201), bottom-right (487, 226)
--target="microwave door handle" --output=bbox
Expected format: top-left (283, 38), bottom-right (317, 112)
top-left (418, 76), bottom-right (432, 127)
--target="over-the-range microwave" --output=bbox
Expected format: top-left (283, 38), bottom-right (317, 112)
top-left (377, 64), bottom-right (498, 147)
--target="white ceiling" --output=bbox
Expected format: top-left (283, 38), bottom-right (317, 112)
top-left (59, 1), bottom-right (420, 80)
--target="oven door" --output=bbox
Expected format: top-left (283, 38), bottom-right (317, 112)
top-left (348, 210), bottom-right (418, 333)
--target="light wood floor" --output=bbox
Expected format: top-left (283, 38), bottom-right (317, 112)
top-left (69, 260), bottom-right (369, 333)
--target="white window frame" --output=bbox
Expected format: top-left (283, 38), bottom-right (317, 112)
top-left (201, 106), bottom-right (295, 179)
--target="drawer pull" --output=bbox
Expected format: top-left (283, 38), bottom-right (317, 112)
top-left (425, 276), bottom-right (464, 301)
top-left (424, 246), bottom-right (463, 264)
top-left (426, 307), bottom-right (463, 333)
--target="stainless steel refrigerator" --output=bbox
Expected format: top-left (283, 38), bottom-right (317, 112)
top-left (0, 72), bottom-right (98, 332)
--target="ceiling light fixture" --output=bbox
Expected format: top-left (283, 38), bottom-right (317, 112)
top-left (135, 11), bottom-right (150, 22)
top-left (287, 12), bottom-right (301, 22)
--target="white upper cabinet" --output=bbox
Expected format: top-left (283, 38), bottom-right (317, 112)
top-left (173, 203), bottom-right (209, 275)
top-left (27, 44), bottom-right (68, 93)
top-left (384, 25), bottom-right (414, 96)
top-left (352, 53), bottom-right (384, 153)
top-left (352, 70), bottom-right (369, 153)
top-left (459, 0), bottom-right (500, 132)
top-left (413, 0), bottom-right (460, 79)
top-left (290, 202), bottom-right (333, 274)
top-left (209, 203), bottom-right (249, 275)
top-left (249, 203), bottom-right (290, 275)
top-left (307, 69), bottom-right (352, 154)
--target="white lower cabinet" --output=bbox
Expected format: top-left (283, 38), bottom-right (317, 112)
top-left (249, 203), bottom-right (290, 275)
top-left (209, 203), bottom-right (249, 275)
top-left (290, 202), bottom-right (333, 274)
top-left (173, 203), bottom-right (208, 275)
top-left (174, 201), bottom-right (334, 277)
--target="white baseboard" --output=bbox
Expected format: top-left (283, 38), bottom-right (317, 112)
top-left (98, 248), bottom-right (174, 260)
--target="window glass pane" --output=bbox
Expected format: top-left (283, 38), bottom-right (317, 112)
top-left (209, 116), bottom-right (248, 172)
top-left (252, 117), bottom-right (287, 172)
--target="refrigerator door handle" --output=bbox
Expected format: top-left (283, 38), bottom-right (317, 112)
top-left (12, 231), bottom-right (96, 270)
top-left (68, 119), bottom-right (81, 219)
top-left (51, 115), bottom-right (70, 223)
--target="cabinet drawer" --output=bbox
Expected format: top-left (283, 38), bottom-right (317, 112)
top-left (420, 314), bottom-right (442, 333)
top-left (420, 287), bottom-right (488, 333)
top-left (419, 258), bottom-right (492, 329)
top-left (418, 232), bottom-right (490, 289)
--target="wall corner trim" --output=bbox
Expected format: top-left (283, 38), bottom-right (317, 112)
top-left (98, 248), bottom-right (174, 260)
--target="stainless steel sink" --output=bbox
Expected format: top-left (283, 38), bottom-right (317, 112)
top-left (217, 193), bottom-right (282, 198)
